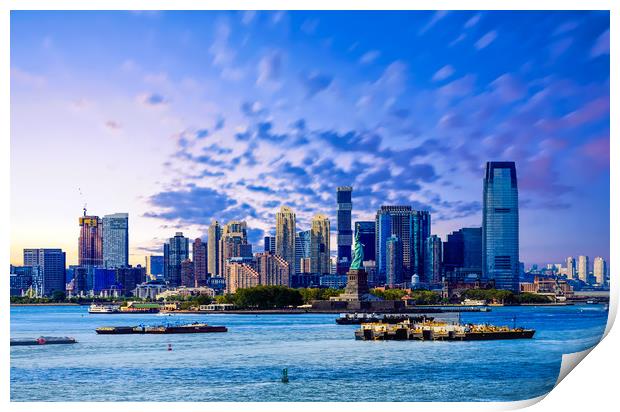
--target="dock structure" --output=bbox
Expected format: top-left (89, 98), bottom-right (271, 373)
top-left (354, 321), bottom-right (535, 341)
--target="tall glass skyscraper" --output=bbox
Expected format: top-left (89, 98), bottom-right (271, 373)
top-left (482, 161), bottom-right (519, 292)
top-left (207, 220), bottom-right (222, 276)
top-left (354, 221), bottom-right (376, 261)
top-left (412, 210), bottom-right (431, 282)
top-left (295, 230), bottom-right (311, 274)
top-left (102, 213), bottom-right (129, 268)
top-left (276, 206), bottom-right (296, 275)
top-left (78, 212), bottom-right (103, 267)
top-left (386, 235), bottom-right (403, 287)
top-left (375, 206), bottom-right (413, 283)
top-left (336, 186), bottom-right (352, 274)
top-left (163, 232), bottom-right (189, 287)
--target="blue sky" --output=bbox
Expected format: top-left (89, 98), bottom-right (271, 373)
top-left (10, 10), bottom-right (609, 266)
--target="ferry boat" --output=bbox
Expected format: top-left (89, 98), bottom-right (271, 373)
top-left (88, 304), bottom-right (120, 314)
top-left (354, 320), bottom-right (535, 341)
top-left (95, 322), bottom-right (227, 335)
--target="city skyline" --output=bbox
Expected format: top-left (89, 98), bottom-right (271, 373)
top-left (11, 11), bottom-right (610, 266)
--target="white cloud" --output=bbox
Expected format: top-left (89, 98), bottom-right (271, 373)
top-left (475, 31), bottom-right (497, 50)
top-left (464, 14), bottom-right (481, 29)
top-left (591, 30), bottom-right (609, 58)
top-left (419, 11), bottom-right (448, 35)
top-left (359, 50), bottom-right (381, 65)
top-left (432, 65), bottom-right (455, 82)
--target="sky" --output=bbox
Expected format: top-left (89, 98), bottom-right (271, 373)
top-left (10, 10), bottom-right (610, 268)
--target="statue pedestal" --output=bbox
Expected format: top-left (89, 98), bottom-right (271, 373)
top-left (330, 269), bottom-right (376, 302)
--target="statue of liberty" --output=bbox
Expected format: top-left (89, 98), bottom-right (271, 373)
top-left (350, 226), bottom-right (364, 270)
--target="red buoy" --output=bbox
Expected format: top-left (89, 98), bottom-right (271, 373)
top-left (37, 337), bottom-right (46, 345)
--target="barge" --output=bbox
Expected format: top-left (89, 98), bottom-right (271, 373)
top-left (355, 320), bottom-right (535, 341)
top-left (11, 336), bottom-right (77, 346)
top-left (336, 313), bottom-right (434, 325)
top-left (96, 322), bottom-right (227, 335)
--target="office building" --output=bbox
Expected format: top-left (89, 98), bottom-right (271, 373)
top-left (593, 257), bottom-right (606, 286)
top-left (354, 221), bottom-right (376, 261)
top-left (208, 220), bottom-right (222, 276)
top-left (311, 214), bottom-right (330, 275)
top-left (102, 213), bottom-right (129, 268)
top-left (386, 235), bottom-right (404, 287)
top-left (114, 266), bottom-right (146, 296)
top-left (163, 232), bottom-right (189, 287)
top-left (256, 252), bottom-right (290, 287)
top-left (482, 161), bottom-right (520, 292)
top-left (193, 238), bottom-right (207, 287)
top-left (443, 227), bottom-right (482, 282)
top-left (412, 211), bottom-right (431, 282)
top-left (578, 255), bottom-right (589, 283)
top-left (337, 186), bottom-right (353, 274)
top-left (10, 265), bottom-right (36, 296)
top-left (23, 248), bottom-right (66, 296)
top-left (147, 255), bottom-right (164, 279)
top-left (425, 235), bottom-right (443, 285)
top-left (376, 206), bottom-right (413, 284)
top-left (264, 236), bottom-right (276, 253)
top-left (93, 267), bottom-right (116, 293)
top-left (276, 206), bottom-right (296, 275)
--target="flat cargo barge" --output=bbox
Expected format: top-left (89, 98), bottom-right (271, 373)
top-left (355, 321), bottom-right (535, 341)
top-left (11, 336), bottom-right (77, 346)
top-left (96, 323), bottom-right (227, 335)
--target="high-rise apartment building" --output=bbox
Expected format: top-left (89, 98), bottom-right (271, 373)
top-left (78, 212), bottom-right (103, 267)
top-left (354, 221), bottom-right (376, 261)
top-left (256, 252), bottom-right (290, 287)
top-left (163, 232), bottom-right (189, 287)
top-left (102, 213), bottom-right (129, 268)
top-left (23, 248), bottom-right (66, 296)
top-left (192, 238), bottom-right (207, 287)
top-left (386, 235), bottom-right (403, 287)
top-left (208, 221), bottom-right (222, 276)
top-left (180, 259), bottom-right (195, 287)
top-left (482, 161), bottom-right (519, 292)
top-left (337, 186), bottom-right (353, 274)
top-left (220, 221), bottom-right (252, 274)
top-left (593, 257), bottom-right (606, 286)
top-left (295, 230), bottom-right (311, 274)
top-left (566, 256), bottom-right (576, 280)
top-left (310, 214), bottom-right (331, 275)
top-left (578, 255), bottom-right (589, 283)
top-left (276, 206), bottom-right (296, 275)
top-left (425, 235), bottom-right (443, 284)
top-left (225, 261), bottom-right (260, 294)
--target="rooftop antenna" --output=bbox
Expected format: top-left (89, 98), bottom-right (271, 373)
top-left (78, 187), bottom-right (87, 216)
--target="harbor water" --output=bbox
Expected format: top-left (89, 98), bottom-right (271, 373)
top-left (10, 304), bottom-right (608, 402)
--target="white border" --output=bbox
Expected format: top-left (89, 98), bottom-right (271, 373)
top-left (2, 1), bottom-right (616, 411)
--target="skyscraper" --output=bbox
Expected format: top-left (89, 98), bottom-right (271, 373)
top-left (443, 227), bottom-right (482, 282)
top-left (566, 256), bottom-right (576, 280)
top-left (337, 186), bottom-right (353, 274)
top-left (354, 221), bottom-right (376, 261)
top-left (276, 206), bottom-right (296, 275)
top-left (412, 210), bottom-right (431, 282)
top-left (148, 255), bottom-right (164, 279)
top-left (163, 232), bottom-right (189, 287)
top-left (78, 212), bottom-right (103, 267)
top-left (23, 248), bottom-right (66, 296)
top-left (578, 255), bottom-right (589, 283)
top-left (376, 206), bottom-right (413, 284)
top-left (310, 214), bottom-right (330, 275)
top-left (386, 235), bottom-right (403, 287)
top-left (102, 213), bottom-right (129, 268)
top-left (593, 257), bottom-right (606, 286)
top-left (425, 235), bottom-right (443, 284)
top-left (220, 221), bottom-right (252, 274)
top-left (180, 259), bottom-right (194, 287)
top-left (482, 161), bottom-right (519, 292)
top-left (264, 236), bottom-right (276, 253)
top-left (207, 221), bottom-right (222, 276)
top-left (295, 230), bottom-right (311, 274)
top-left (193, 238), bottom-right (207, 287)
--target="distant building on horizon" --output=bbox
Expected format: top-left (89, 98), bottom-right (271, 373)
top-left (208, 220), bottom-right (222, 276)
top-left (337, 186), bottom-right (353, 274)
top-left (566, 256), bottom-right (576, 280)
top-left (593, 257), bottom-right (606, 286)
top-left (23, 248), bottom-right (66, 296)
top-left (310, 214), bottom-right (330, 275)
top-left (276, 206), bottom-right (296, 276)
top-left (102, 213), bottom-right (129, 269)
top-left (163, 232), bottom-right (189, 287)
top-left (482, 161), bottom-right (520, 292)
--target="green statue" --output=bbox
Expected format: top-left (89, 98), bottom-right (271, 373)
top-left (350, 227), bottom-right (364, 270)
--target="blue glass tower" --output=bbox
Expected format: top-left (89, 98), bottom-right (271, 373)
top-left (482, 161), bottom-right (519, 292)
